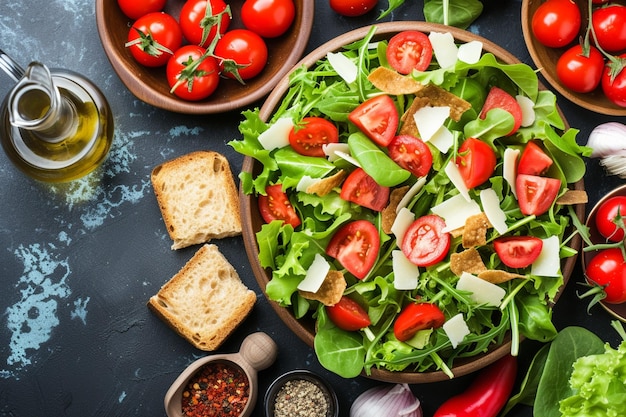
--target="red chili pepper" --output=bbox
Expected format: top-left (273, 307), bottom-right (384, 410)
top-left (433, 354), bottom-right (517, 417)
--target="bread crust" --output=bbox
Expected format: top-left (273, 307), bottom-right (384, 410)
top-left (147, 244), bottom-right (256, 351)
top-left (151, 151), bottom-right (242, 250)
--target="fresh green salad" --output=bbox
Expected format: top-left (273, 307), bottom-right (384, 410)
top-left (230, 26), bottom-right (590, 378)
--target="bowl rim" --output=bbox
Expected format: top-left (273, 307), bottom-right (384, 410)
top-left (263, 369), bottom-right (339, 417)
top-left (521, 0), bottom-right (626, 116)
top-left (582, 184), bottom-right (626, 322)
top-left (94, 0), bottom-right (315, 114)
top-left (240, 20), bottom-right (585, 383)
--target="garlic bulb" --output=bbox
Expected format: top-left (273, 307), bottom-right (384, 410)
top-left (587, 122), bottom-right (626, 178)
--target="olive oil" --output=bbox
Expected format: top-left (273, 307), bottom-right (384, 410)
top-left (1, 68), bottom-right (114, 182)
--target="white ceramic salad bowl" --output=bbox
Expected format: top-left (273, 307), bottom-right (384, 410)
top-left (237, 21), bottom-right (586, 383)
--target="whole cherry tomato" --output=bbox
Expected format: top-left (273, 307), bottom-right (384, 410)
top-left (117, 0), bottom-right (166, 20)
top-left (595, 196), bottom-right (626, 242)
top-left (214, 29), bottom-right (268, 80)
top-left (556, 44), bottom-right (604, 93)
top-left (179, 0), bottom-right (231, 48)
top-left (592, 5), bottom-right (626, 53)
top-left (586, 248), bottom-right (626, 304)
top-left (329, 0), bottom-right (378, 17)
top-left (531, 0), bottom-right (581, 48)
top-left (602, 55), bottom-right (626, 108)
top-left (126, 12), bottom-right (183, 67)
top-left (241, 0), bottom-right (295, 38)
top-left (166, 45), bottom-right (220, 101)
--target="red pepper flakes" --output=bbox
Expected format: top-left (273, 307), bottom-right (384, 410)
top-left (181, 361), bottom-right (250, 417)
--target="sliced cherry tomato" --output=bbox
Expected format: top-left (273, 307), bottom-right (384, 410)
top-left (340, 168), bottom-right (390, 212)
top-left (493, 236), bottom-right (544, 269)
top-left (326, 296), bottom-right (371, 331)
top-left (517, 141), bottom-right (553, 176)
top-left (386, 30), bottom-right (433, 74)
top-left (393, 303), bottom-right (445, 342)
top-left (479, 86), bottom-right (523, 135)
top-left (118, 0), bottom-right (166, 20)
top-left (516, 174), bottom-right (561, 216)
top-left (214, 29), bottom-right (269, 80)
top-left (258, 184), bottom-right (301, 228)
top-left (126, 12), bottom-right (183, 67)
top-left (556, 44), bottom-right (604, 94)
top-left (329, 0), bottom-right (378, 17)
top-left (387, 134), bottom-right (433, 178)
top-left (592, 5), bottom-right (626, 53)
top-left (166, 45), bottom-right (220, 101)
top-left (326, 220), bottom-right (380, 279)
top-left (456, 137), bottom-right (496, 189)
top-left (602, 54), bottom-right (626, 108)
top-left (586, 248), bottom-right (626, 304)
top-left (595, 196), bottom-right (626, 242)
top-left (241, 0), bottom-right (295, 38)
top-left (531, 0), bottom-right (581, 48)
top-left (289, 117), bottom-right (339, 157)
top-left (348, 95), bottom-right (399, 147)
top-left (179, 0), bottom-right (231, 48)
top-left (401, 215), bottom-right (450, 267)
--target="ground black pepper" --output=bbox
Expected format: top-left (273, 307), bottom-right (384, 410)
top-left (273, 378), bottom-right (329, 417)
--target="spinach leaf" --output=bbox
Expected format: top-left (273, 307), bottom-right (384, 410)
top-left (534, 327), bottom-right (605, 417)
top-left (516, 293), bottom-right (557, 342)
top-left (423, 0), bottom-right (484, 29)
top-left (348, 132), bottom-right (410, 186)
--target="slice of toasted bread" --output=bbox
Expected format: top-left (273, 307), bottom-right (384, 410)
top-left (148, 244), bottom-right (256, 351)
top-left (151, 150), bottom-right (242, 250)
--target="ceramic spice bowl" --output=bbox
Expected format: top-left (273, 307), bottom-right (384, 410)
top-left (264, 370), bottom-right (339, 417)
top-left (164, 332), bottom-right (278, 417)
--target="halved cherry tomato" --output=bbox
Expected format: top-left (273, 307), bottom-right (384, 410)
top-left (326, 296), bottom-right (371, 331)
top-left (329, 0), bottom-right (378, 17)
top-left (595, 196), bottom-right (626, 242)
top-left (214, 29), bottom-right (269, 80)
top-left (118, 0), bottom-right (166, 20)
top-left (516, 174), bottom-right (561, 216)
top-left (401, 215), bottom-right (450, 267)
top-left (179, 0), bottom-right (231, 48)
top-left (241, 0), bottom-right (295, 38)
top-left (479, 86), bottom-right (523, 135)
top-left (258, 184), bottom-right (301, 228)
top-left (126, 12), bottom-right (183, 68)
top-left (531, 0), bottom-right (581, 48)
top-left (393, 303), bottom-right (445, 342)
top-left (386, 30), bottom-right (433, 75)
top-left (586, 248), bottom-right (626, 304)
top-left (166, 45), bottom-right (220, 101)
top-left (592, 5), bottom-right (626, 53)
top-left (494, 236), bottom-right (544, 268)
top-left (289, 117), bottom-right (339, 157)
top-left (340, 168), bottom-right (390, 212)
top-left (556, 44), bottom-right (604, 94)
top-left (517, 141), bottom-right (553, 176)
top-left (387, 134), bottom-right (433, 178)
top-left (349, 95), bottom-right (399, 147)
top-left (456, 137), bottom-right (496, 189)
top-left (326, 220), bottom-right (380, 279)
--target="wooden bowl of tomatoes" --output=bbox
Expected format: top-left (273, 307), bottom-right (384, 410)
top-left (238, 21), bottom-right (586, 383)
top-left (582, 184), bottom-right (626, 322)
top-left (95, 0), bottom-right (313, 114)
top-left (522, 0), bottom-right (626, 116)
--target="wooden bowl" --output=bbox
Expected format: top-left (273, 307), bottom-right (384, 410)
top-left (95, 0), bottom-right (313, 114)
top-left (582, 184), bottom-right (626, 322)
top-left (521, 0), bottom-right (626, 116)
top-left (240, 21), bottom-right (585, 383)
